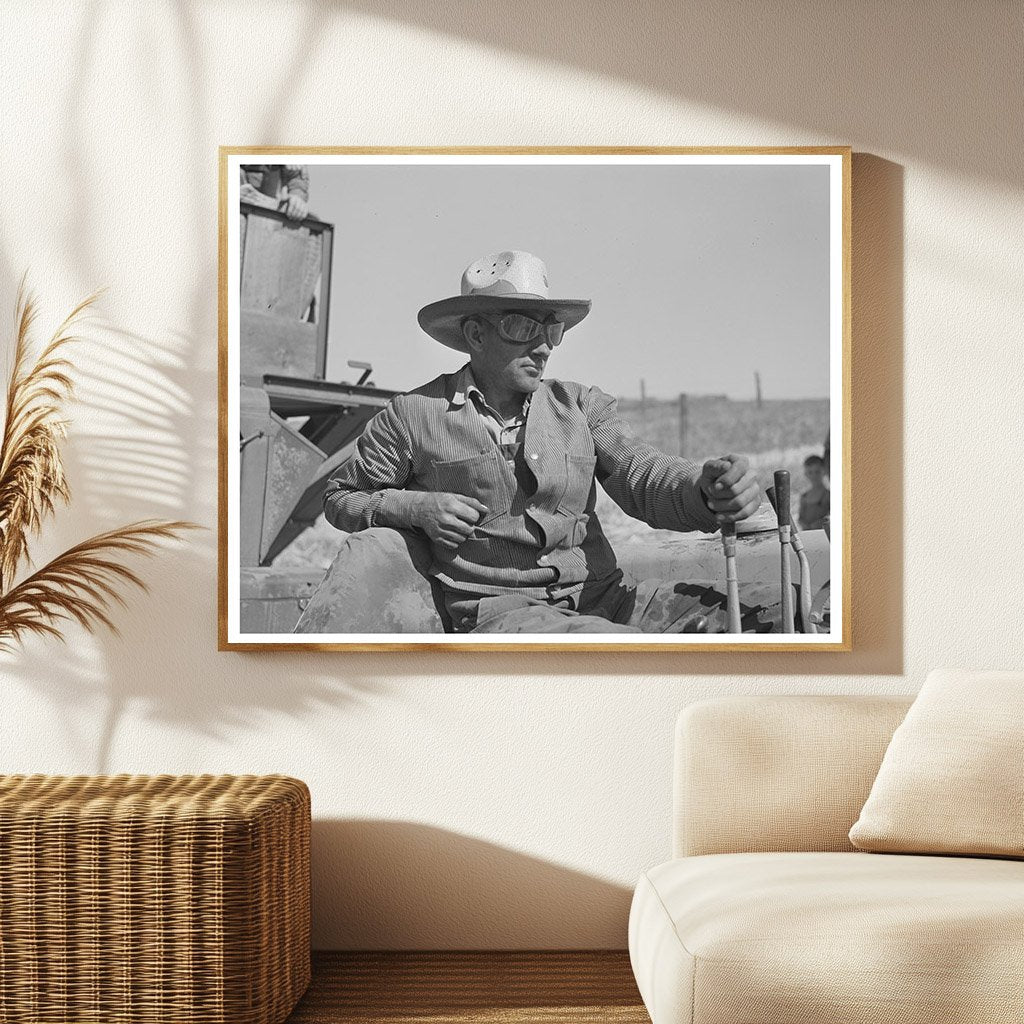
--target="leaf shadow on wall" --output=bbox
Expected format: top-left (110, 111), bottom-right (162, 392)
top-left (0, 320), bottom-right (386, 773)
top-left (1, 156), bottom-right (905, 757)
top-left (2, 6), bottom-right (907, 773)
top-left (310, 819), bottom-right (634, 950)
top-left (334, 0), bottom-right (1020, 187)
top-left (0, 1), bottom-right (387, 772)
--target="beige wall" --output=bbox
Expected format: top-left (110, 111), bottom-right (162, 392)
top-left (2, 1), bottom-right (1021, 949)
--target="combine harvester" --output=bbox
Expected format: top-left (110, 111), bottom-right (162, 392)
top-left (238, 203), bottom-right (830, 635)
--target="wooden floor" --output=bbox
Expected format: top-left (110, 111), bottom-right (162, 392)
top-left (287, 951), bottom-right (649, 1023)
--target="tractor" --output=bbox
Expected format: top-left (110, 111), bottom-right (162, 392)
top-left (236, 203), bottom-right (831, 635)
top-left (237, 202), bottom-right (397, 631)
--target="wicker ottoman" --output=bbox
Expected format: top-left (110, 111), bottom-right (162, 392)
top-left (0, 774), bottom-right (310, 1024)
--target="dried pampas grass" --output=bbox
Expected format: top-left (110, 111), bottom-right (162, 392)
top-left (0, 281), bottom-right (197, 651)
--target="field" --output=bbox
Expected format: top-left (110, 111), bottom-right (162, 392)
top-left (274, 395), bottom-right (830, 568)
top-left (599, 395), bottom-right (829, 545)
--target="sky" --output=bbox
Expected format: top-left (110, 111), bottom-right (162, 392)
top-left (308, 160), bottom-right (831, 401)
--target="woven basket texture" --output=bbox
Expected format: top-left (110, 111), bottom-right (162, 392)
top-left (0, 774), bottom-right (310, 1024)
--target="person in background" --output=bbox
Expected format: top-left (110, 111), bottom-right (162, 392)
top-left (239, 164), bottom-right (309, 221)
top-left (798, 453), bottom-right (830, 531)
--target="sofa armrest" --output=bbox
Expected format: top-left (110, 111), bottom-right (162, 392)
top-left (674, 695), bottom-right (913, 857)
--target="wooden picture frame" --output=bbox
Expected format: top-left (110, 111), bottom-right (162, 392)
top-left (219, 147), bottom-right (851, 651)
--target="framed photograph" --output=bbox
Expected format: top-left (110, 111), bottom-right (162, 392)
top-left (219, 147), bottom-right (850, 651)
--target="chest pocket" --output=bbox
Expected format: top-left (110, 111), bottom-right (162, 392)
top-left (431, 450), bottom-right (510, 527)
top-left (556, 454), bottom-right (597, 515)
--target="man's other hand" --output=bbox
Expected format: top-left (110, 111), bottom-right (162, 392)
top-left (699, 454), bottom-right (761, 524)
top-left (410, 492), bottom-right (488, 550)
top-left (282, 194), bottom-right (308, 221)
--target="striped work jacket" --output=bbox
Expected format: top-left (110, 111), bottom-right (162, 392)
top-left (322, 367), bottom-right (719, 597)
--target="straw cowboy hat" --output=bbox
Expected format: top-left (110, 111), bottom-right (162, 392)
top-left (417, 250), bottom-right (592, 353)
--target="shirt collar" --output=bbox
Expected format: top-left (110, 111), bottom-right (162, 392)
top-left (451, 364), bottom-right (532, 419)
top-left (450, 363), bottom-right (481, 408)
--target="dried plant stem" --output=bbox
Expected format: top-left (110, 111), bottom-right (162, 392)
top-left (0, 281), bottom-right (199, 650)
top-left (0, 521), bottom-right (199, 650)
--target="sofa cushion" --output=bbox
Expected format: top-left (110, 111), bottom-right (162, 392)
top-left (849, 668), bottom-right (1024, 857)
top-left (675, 695), bottom-right (912, 857)
top-left (629, 852), bottom-right (1024, 1024)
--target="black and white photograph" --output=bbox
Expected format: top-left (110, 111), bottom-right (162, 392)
top-left (221, 149), bottom-right (849, 649)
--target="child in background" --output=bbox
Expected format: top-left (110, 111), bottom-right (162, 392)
top-left (798, 454), bottom-right (830, 530)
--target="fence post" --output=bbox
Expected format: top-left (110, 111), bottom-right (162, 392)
top-left (678, 392), bottom-right (688, 457)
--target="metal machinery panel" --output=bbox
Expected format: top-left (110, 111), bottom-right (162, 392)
top-left (239, 203), bottom-right (333, 383)
top-left (240, 567), bottom-right (326, 634)
top-left (237, 203), bottom-right (397, 632)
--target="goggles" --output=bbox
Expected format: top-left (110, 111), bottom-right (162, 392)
top-left (487, 312), bottom-right (565, 347)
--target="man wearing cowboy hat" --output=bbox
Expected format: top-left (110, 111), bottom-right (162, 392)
top-left (322, 250), bottom-right (766, 634)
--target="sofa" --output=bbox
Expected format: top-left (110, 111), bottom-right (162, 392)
top-left (628, 694), bottom-right (1024, 1023)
